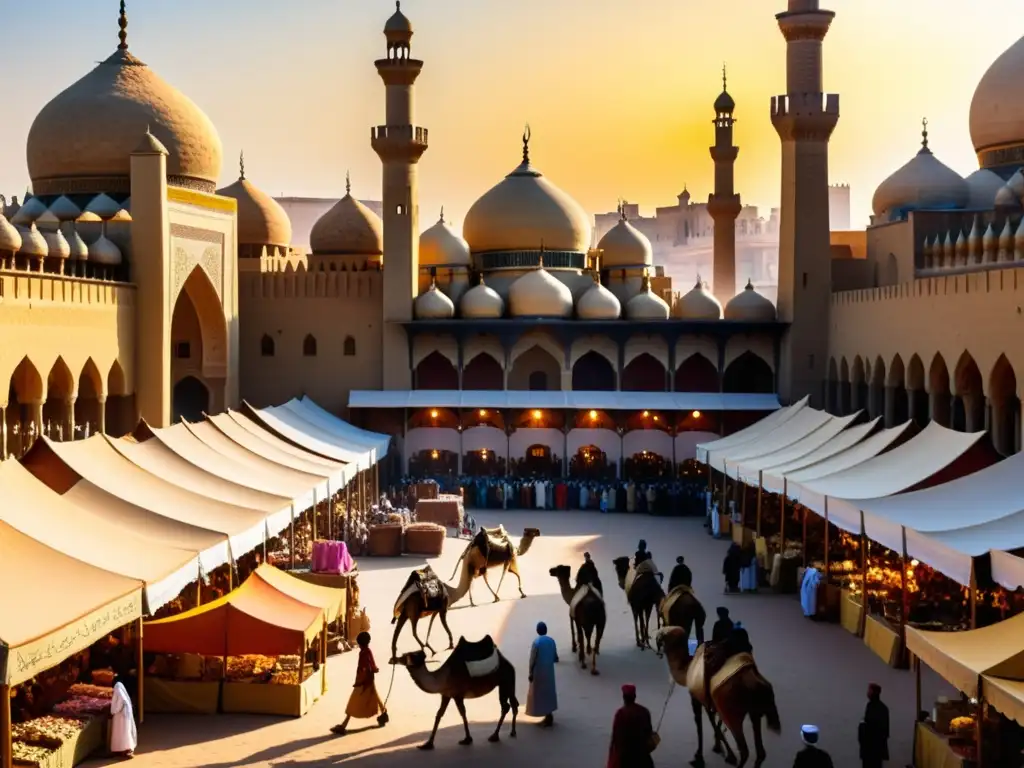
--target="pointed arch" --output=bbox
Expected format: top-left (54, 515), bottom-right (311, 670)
top-left (953, 351), bottom-right (982, 397)
top-left (79, 358), bottom-right (104, 400)
top-left (851, 355), bottom-right (867, 412)
top-left (414, 350), bottom-right (459, 390)
top-left (261, 334), bottom-right (275, 357)
top-left (828, 357), bottom-right (839, 382)
top-left (462, 352), bottom-right (503, 390)
top-left (722, 351), bottom-right (774, 394)
top-left (107, 359), bottom-right (128, 397)
top-left (622, 352), bottom-right (667, 392)
top-left (871, 356), bottom-right (886, 388)
top-left (928, 353), bottom-right (950, 395)
top-left (508, 345), bottom-right (561, 391)
top-left (675, 353), bottom-right (719, 393)
top-left (572, 351), bottom-right (616, 391)
top-left (851, 356), bottom-right (866, 385)
top-left (838, 357), bottom-right (852, 415)
top-left (343, 336), bottom-right (357, 357)
top-left (9, 356), bottom-right (43, 404)
top-left (46, 357), bottom-right (75, 400)
top-left (989, 354), bottom-right (1020, 455)
top-left (303, 334), bottom-right (318, 357)
top-left (953, 351), bottom-right (984, 432)
top-left (907, 354), bottom-right (925, 391)
top-left (177, 265), bottom-right (228, 377)
top-left (840, 357), bottom-right (850, 384)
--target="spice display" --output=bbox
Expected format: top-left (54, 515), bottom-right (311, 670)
top-left (950, 716), bottom-right (976, 735)
top-left (13, 715), bottom-right (87, 746)
top-left (12, 741), bottom-right (56, 766)
top-left (66, 684), bottom-right (112, 700)
top-left (226, 655), bottom-right (277, 680)
top-left (52, 696), bottom-right (110, 717)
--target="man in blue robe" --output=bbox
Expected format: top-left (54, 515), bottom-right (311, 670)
top-left (526, 621), bottom-right (559, 726)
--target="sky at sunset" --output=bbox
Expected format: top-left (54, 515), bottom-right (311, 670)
top-left (0, 0), bottom-right (1019, 231)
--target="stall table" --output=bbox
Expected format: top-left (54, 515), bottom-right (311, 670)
top-left (13, 713), bottom-right (106, 768)
top-left (863, 614), bottom-right (902, 667)
top-left (840, 589), bottom-right (863, 636)
top-left (143, 678), bottom-right (220, 715)
top-left (222, 668), bottom-right (324, 717)
top-left (914, 722), bottom-right (973, 768)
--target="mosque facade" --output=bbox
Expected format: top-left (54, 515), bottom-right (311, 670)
top-left (1, 0), bottom-right (1019, 478)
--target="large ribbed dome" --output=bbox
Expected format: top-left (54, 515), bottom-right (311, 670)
top-left (508, 263), bottom-right (573, 318)
top-left (309, 178), bottom-right (384, 255)
top-left (463, 132), bottom-right (590, 254)
top-left (217, 157), bottom-right (292, 247)
top-left (969, 35), bottom-right (1024, 160)
top-left (420, 210), bottom-right (470, 267)
top-left (871, 126), bottom-right (968, 219)
top-left (597, 211), bottom-right (653, 268)
top-left (26, 17), bottom-right (222, 196)
top-left (576, 278), bottom-right (621, 320)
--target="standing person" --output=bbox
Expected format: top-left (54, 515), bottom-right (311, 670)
top-left (723, 543), bottom-right (741, 593)
top-left (668, 556), bottom-right (692, 590)
top-left (332, 632), bottom-right (388, 735)
top-left (711, 607), bottom-right (734, 643)
top-left (793, 725), bottom-right (834, 768)
top-left (634, 539), bottom-right (653, 566)
top-left (607, 684), bottom-right (655, 768)
top-left (108, 674), bottom-right (137, 759)
top-left (526, 622), bottom-right (559, 727)
top-left (859, 683), bottom-right (890, 768)
top-left (576, 552), bottom-right (603, 595)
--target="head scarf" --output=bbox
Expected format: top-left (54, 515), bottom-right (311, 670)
top-left (801, 725), bottom-right (819, 745)
top-left (536, 622), bottom-right (548, 636)
top-left (621, 684), bottom-right (636, 697)
top-left (716, 606), bottom-right (730, 619)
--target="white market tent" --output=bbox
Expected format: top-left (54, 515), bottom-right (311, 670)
top-left (728, 411), bottom-right (862, 482)
top-left (294, 397), bottom-right (391, 462)
top-left (757, 417), bottom-right (881, 494)
top-left (707, 406), bottom-right (834, 474)
top-left (695, 396), bottom-right (809, 464)
top-left (242, 402), bottom-right (369, 472)
top-left (991, 550), bottom-right (1024, 592)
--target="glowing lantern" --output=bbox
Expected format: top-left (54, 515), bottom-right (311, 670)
top-left (532, 409), bottom-right (542, 419)
top-left (589, 410), bottom-right (598, 420)
top-left (692, 410), bottom-right (701, 418)
top-left (430, 409), bottom-right (438, 418)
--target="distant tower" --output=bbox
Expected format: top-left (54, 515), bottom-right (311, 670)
top-left (771, 0), bottom-right (839, 405)
top-left (372, 1), bottom-right (428, 390)
top-left (707, 65), bottom-right (741, 304)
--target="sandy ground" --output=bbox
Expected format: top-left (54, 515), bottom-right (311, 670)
top-left (101, 510), bottom-right (953, 767)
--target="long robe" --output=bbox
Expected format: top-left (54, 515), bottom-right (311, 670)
top-left (607, 702), bottom-right (655, 768)
top-left (800, 568), bottom-right (822, 617)
top-left (109, 682), bottom-right (137, 754)
top-left (526, 635), bottom-right (558, 717)
top-left (345, 646), bottom-right (384, 719)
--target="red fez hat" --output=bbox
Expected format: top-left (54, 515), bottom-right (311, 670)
top-left (621, 684), bottom-right (636, 695)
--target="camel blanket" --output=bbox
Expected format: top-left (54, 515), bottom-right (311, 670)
top-left (685, 646), bottom-right (755, 706)
top-left (452, 636), bottom-right (501, 678)
top-left (393, 567), bottom-right (445, 618)
top-left (569, 584), bottom-right (603, 616)
top-left (625, 559), bottom-right (659, 595)
top-left (660, 585), bottom-right (694, 624)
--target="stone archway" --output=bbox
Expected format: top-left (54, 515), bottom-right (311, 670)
top-left (886, 354), bottom-right (907, 426)
top-left (508, 345), bottom-right (561, 391)
top-left (989, 355), bottom-right (1019, 456)
top-left (622, 352), bottom-right (667, 392)
top-left (75, 358), bottom-right (105, 438)
top-left (572, 351), bottom-right (616, 391)
top-left (43, 357), bottom-right (75, 441)
top-left (173, 376), bottom-right (210, 424)
top-left (953, 352), bottom-right (984, 432)
top-left (414, 351), bottom-right (458, 390)
top-left (171, 266), bottom-right (229, 418)
top-left (869, 356), bottom-right (886, 421)
top-left (851, 356), bottom-right (867, 412)
top-left (6, 356), bottom-right (44, 457)
top-left (928, 353), bottom-right (951, 427)
top-left (722, 351), bottom-right (774, 394)
top-left (907, 354), bottom-right (927, 425)
top-left (675, 353), bottom-right (719, 393)
top-left (463, 353), bottom-right (503, 390)
top-left (105, 360), bottom-right (133, 437)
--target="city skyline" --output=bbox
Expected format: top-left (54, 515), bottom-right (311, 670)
top-left (0, 0), bottom-right (1016, 229)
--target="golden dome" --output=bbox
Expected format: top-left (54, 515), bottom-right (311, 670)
top-left (414, 281), bottom-right (455, 319)
top-left (460, 277), bottom-right (504, 319)
top-left (725, 279), bottom-right (776, 322)
top-left (0, 214), bottom-right (22, 252)
top-left (508, 259), bottom-right (573, 318)
top-left (89, 233), bottom-right (123, 266)
top-left (27, 14), bottom-right (223, 197)
top-left (871, 122), bottom-right (967, 219)
top-left (677, 278), bottom-right (723, 320)
top-left (625, 275), bottom-right (670, 320)
top-left (217, 155), bottom-right (293, 247)
top-left (969, 35), bottom-right (1024, 158)
top-left (463, 129), bottom-right (591, 254)
top-left (420, 209), bottom-right (470, 267)
top-left (577, 278), bottom-right (622, 320)
top-left (17, 224), bottom-right (48, 258)
top-left (598, 208), bottom-right (653, 268)
top-left (309, 175), bottom-right (384, 255)
top-left (84, 194), bottom-right (122, 219)
top-left (965, 168), bottom-right (1005, 209)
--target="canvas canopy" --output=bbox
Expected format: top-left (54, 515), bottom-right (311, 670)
top-left (28, 437), bottom-right (272, 561)
top-left (982, 676), bottom-right (1024, 727)
top-left (239, 405), bottom-right (362, 481)
top-left (144, 574), bottom-right (324, 657)
top-left (251, 564), bottom-right (344, 623)
top-left (292, 397), bottom-right (391, 461)
top-left (0, 462), bottom-right (198, 614)
top-left (711, 407), bottom-right (835, 475)
top-left (695, 395), bottom-right (808, 463)
top-left (733, 412), bottom-right (863, 484)
top-left (906, 612), bottom-right (1024, 700)
top-left (798, 423), bottom-right (985, 533)
top-left (758, 418), bottom-right (882, 495)
top-left (0, 519), bottom-right (142, 686)
top-left (991, 550), bottom-right (1024, 592)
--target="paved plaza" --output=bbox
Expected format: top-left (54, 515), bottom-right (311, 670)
top-left (107, 511), bottom-right (952, 767)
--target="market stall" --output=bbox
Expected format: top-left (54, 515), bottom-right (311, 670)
top-left (289, 397), bottom-right (391, 463)
top-left (243, 402), bottom-right (373, 468)
top-left (694, 395), bottom-right (808, 463)
top-left (143, 575), bottom-right (328, 717)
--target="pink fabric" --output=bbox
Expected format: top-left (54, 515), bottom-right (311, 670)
top-left (312, 540), bottom-right (355, 574)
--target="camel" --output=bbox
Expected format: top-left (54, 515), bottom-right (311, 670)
top-left (659, 584), bottom-right (708, 646)
top-left (612, 556), bottom-right (665, 649)
top-left (656, 626), bottom-right (781, 768)
top-left (391, 562), bottom-right (474, 659)
top-left (450, 525), bottom-right (540, 605)
top-left (549, 565), bottom-right (606, 675)
top-left (394, 634), bottom-right (518, 750)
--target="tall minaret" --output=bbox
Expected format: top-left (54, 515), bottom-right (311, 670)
top-left (771, 0), bottom-right (839, 405)
top-left (372, 1), bottom-right (428, 390)
top-left (707, 65), bottom-right (741, 304)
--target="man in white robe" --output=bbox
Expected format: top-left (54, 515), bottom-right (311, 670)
top-left (109, 677), bottom-right (137, 757)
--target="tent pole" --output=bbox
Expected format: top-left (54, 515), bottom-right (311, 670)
top-left (823, 498), bottom-right (830, 579)
top-left (779, 479), bottom-right (787, 556)
top-left (914, 654), bottom-right (921, 719)
top-left (801, 505), bottom-right (808, 568)
top-left (899, 527), bottom-right (909, 664)
top-left (136, 617), bottom-right (145, 724)
top-left (969, 561), bottom-right (977, 630)
top-left (196, 579), bottom-right (202, 607)
top-left (755, 473), bottom-right (763, 538)
top-left (312, 489), bottom-right (319, 547)
top-left (858, 511), bottom-right (868, 637)
top-left (2, 683), bottom-right (12, 768)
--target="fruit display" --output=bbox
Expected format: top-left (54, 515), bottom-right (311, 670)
top-left (225, 655), bottom-right (277, 680)
top-left (950, 716), bottom-right (976, 735)
top-left (12, 715), bottom-right (87, 746)
top-left (66, 684), bottom-right (112, 700)
top-left (52, 696), bottom-right (110, 717)
top-left (12, 741), bottom-right (56, 766)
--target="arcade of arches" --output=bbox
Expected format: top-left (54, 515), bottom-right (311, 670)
top-left (825, 351), bottom-right (1022, 456)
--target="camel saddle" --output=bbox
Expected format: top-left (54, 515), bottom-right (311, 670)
top-left (569, 583), bottom-right (603, 616)
top-left (393, 565), bottom-right (445, 618)
top-left (473, 525), bottom-right (512, 557)
top-left (685, 644), bottom-right (755, 707)
top-left (625, 558), bottom-right (659, 595)
top-left (660, 584), bottom-right (694, 624)
top-left (451, 635), bottom-right (501, 678)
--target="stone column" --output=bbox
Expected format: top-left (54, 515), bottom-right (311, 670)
top-left (63, 397), bottom-right (76, 442)
top-left (30, 401), bottom-right (43, 451)
top-left (0, 405), bottom-right (6, 459)
top-left (883, 387), bottom-right (896, 428)
top-left (97, 396), bottom-right (107, 436)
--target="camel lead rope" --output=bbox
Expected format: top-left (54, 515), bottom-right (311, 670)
top-left (656, 680), bottom-right (676, 732)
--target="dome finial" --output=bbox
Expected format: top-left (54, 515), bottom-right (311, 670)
top-left (345, 171), bottom-right (351, 196)
top-left (239, 150), bottom-right (245, 180)
top-left (642, 267), bottom-right (651, 290)
top-left (439, 205), bottom-right (445, 223)
top-left (722, 62), bottom-right (727, 91)
top-left (921, 117), bottom-right (930, 153)
top-left (118, 1), bottom-right (128, 50)
top-left (538, 239), bottom-right (545, 268)
top-left (620, 199), bottom-right (628, 221)
top-left (522, 124), bottom-right (532, 164)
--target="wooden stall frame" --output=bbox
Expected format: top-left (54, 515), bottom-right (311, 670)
top-left (2, 682), bottom-right (11, 768)
top-left (823, 497), bottom-right (830, 577)
top-left (136, 617), bottom-right (145, 723)
top-left (858, 511), bottom-right (868, 637)
top-left (755, 473), bottom-right (763, 538)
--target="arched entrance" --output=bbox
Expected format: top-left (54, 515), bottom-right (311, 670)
top-left (463, 353), bottom-right (503, 390)
top-left (624, 450), bottom-right (671, 483)
top-left (572, 351), bottom-right (616, 391)
top-left (569, 444), bottom-right (614, 480)
top-left (990, 355), bottom-right (1019, 456)
top-left (518, 443), bottom-right (556, 477)
top-left (675, 353), bottom-right (718, 392)
top-left (622, 353), bottom-right (667, 392)
top-left (415, 351), bottom-right (458, 390)
top-left (509, 346), bottom-right (560, 391)
top-left (171, 266), bottom-right (228, 420)
top-left (173, 376), bottom-right (209, 424)
top-left (723, 352), bottom-right (773, 393)
top-left (928, 353), bottom-right (951, 427)
top-left (6, 356), bottom-right (43, 457)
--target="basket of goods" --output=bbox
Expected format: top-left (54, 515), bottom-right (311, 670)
top-left (12, 741), bottom-right (56, 767)
top-left (67, 684), bottom-right (113, 700)
top-left (950, 716), bottom-right (976, 736)
top-left (367, 523), bottom-right (403, 557)
top-left (13, 715), bottom-right (87, 748)
top-left (225, 655), bottom-right (277, 683)
top-left (90, 668), bottom-right (115, 686)
top-left (404, 522), bottom-right (446, 556)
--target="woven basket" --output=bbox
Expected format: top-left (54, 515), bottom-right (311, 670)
top-left (404, 524), bottom-right (446, 556)
top-left (367, 524), bottom-right (403, 557)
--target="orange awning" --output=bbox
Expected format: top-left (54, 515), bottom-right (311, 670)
top-left (144, 575), bottom-right (324, 657)
top-left (250, 564), bottom-right (345, 624)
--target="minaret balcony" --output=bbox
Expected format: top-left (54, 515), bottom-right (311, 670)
top-left (374, 57), bottom-right (423, 85)
top-left (707, 194), bottom-right (742, 219)
top-left (771, 93), bottom-right (839, 141)
top-left (371, 125), bottom-right (429, 161)
top-left (776, 10), bottom-right (834, 41)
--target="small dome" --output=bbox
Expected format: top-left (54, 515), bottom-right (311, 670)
top-left (420, 210), bottom-right (470, 267)
top-left (65, 226), bottom-right (89, 260)
top-left (0, 214), bottom-right (22, 252)
top-left (508, 262), bottom-right (573, 318)
top-left (714, 89), bottom-right (735, 113)
top-left (969, 36), bottom-right (1024, 158)
top-left (625, 276), bottom-right (670, 320)
top-left (84, 193), bottom-right (122, 219)
top-left (10, 197), bottom-right (46, 226)
top-left (217, 159), bottom-right (293, 247)
top-left (463, 131), bottom-right (590, 254)
top-left (309, 178), bottom-right (384, 255)
top-left (871, 124), bottom-right (968, 218)
top-left (110, 208), bottom-right (132, 223)
top-left (43, 228), bottom-right (70, 260)
top-left (725, 279), bottom-right (777, 322)
top-left (677, 278), bottom-right (723, 320)
top-left (48, 196), bottom-right (81, 221)
top-left (385, 1), bottom-right (413, 34)
top-left (965, 169), bottom-right (1005, 209)
top-left (460, 277), bottom-right (505, 319)
top-left (89, 233), bottom-right (123, 266)
top-left (597, 211), bottom-right (653, 268)
top-left (17, 224), bottom-right (48, 258)
top-left (35, 209), bottom-right (60, 231)
top-left (996, 183), bottom-right (1022, 209)
top-left (414, 282), bottom-right (455, 320)
top-left (576, 278), bottom-right (622, 320)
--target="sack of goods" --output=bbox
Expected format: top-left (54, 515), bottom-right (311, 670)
top-left (404, 523), bottom-right (446, 556)
top-left (367, 523), bottom-right (403, 557)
